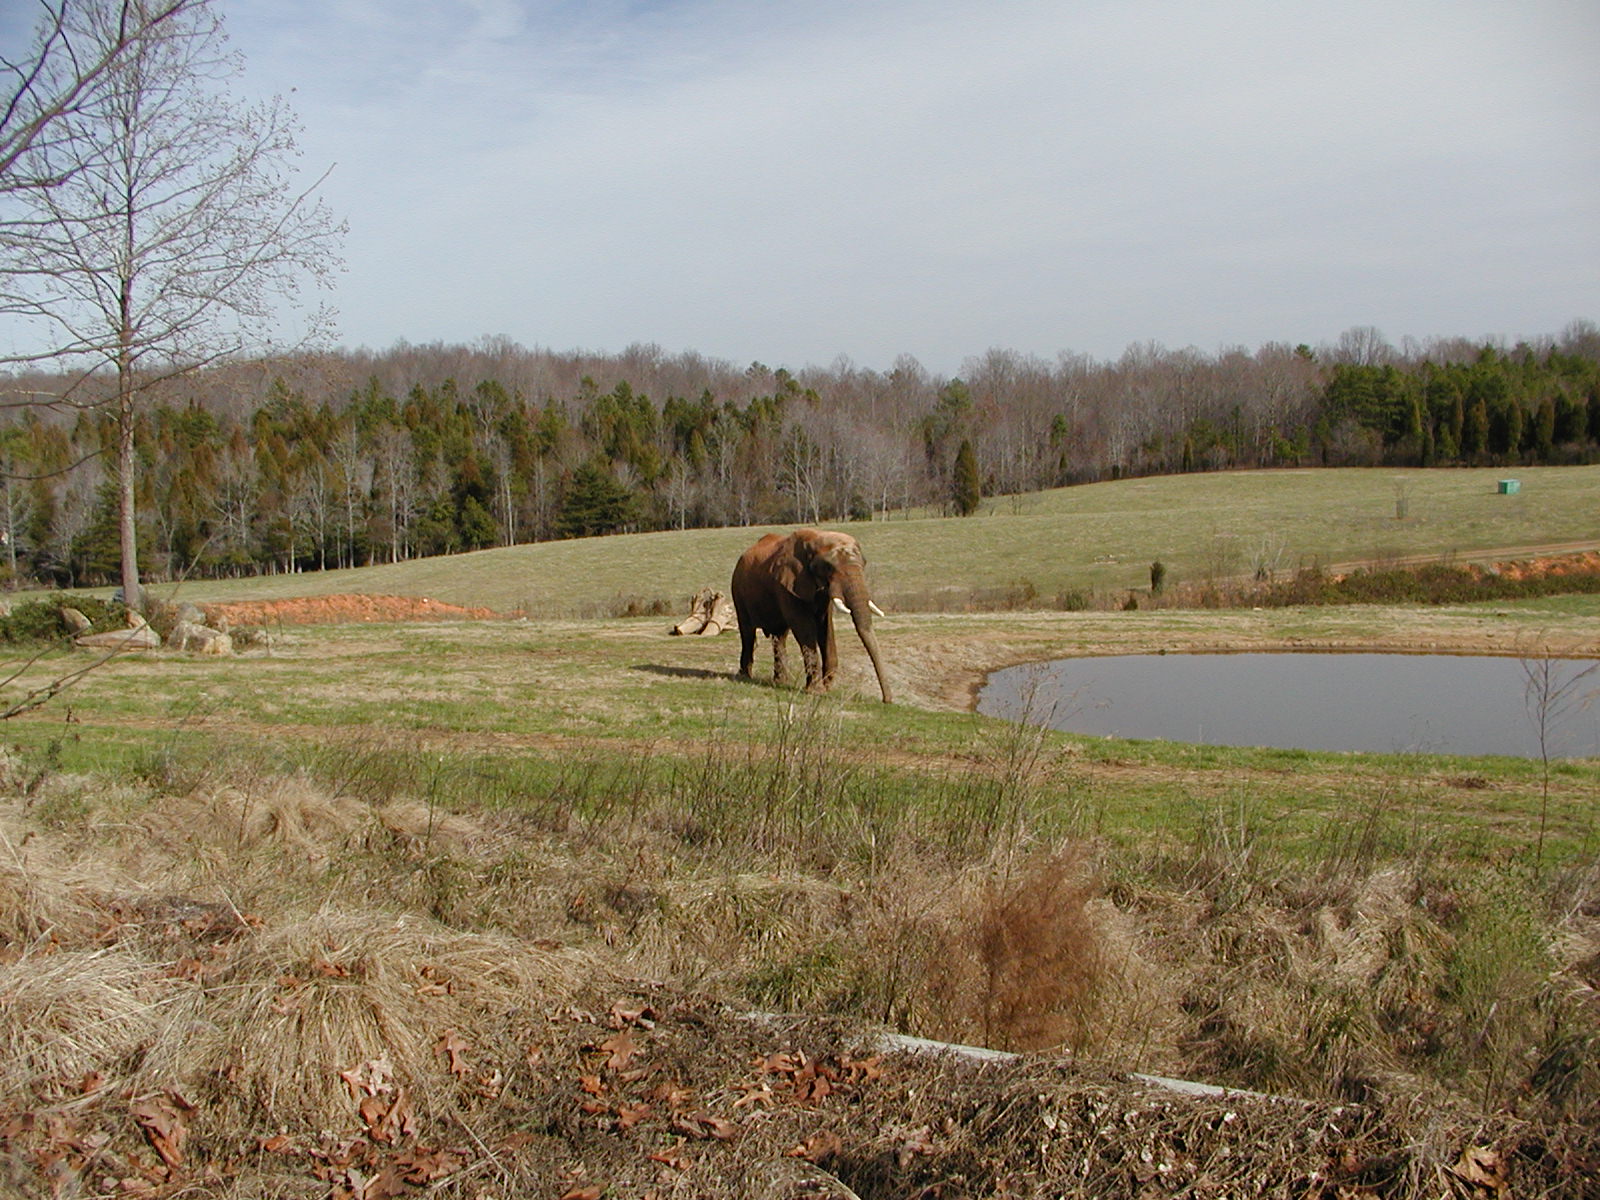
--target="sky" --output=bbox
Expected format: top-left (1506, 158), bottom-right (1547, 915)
top-left (26, 0), bottom-right (1600, 376)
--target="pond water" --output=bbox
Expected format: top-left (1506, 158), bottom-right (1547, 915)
top-left (976, 653), bottom-right (1600, 759)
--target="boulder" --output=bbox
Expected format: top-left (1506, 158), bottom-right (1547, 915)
top-left (76, 625), bottom-right (161, 651)
top-left (170, 620), bottom-right (233, 655)
top-left (59, 607), bottom-right (93, 634)
top-left (174, 602), bottom-right (206, 625)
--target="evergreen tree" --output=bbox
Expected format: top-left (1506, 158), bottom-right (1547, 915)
top-left (952, 439), bottom-right (981, 516)
top-left (556, 461), bottom-right (638, 538)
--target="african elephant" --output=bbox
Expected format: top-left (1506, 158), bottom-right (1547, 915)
top-left (731, 528), bottom-right (892, 703)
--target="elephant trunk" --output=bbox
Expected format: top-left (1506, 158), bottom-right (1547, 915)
top-left (839, 573), bottom-right (892, 704)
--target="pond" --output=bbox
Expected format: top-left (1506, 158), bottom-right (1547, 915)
top-left (976, 653), bottom-right (1600, 759)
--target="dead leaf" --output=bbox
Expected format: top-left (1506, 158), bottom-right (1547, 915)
top-left (786, 1129), bottom-right (843, 1163)
top-left (436, 1029), bottom-right (471, 1078)
top-left (395, 1146), bottom-right (467, 1184)
top-left (897, 1125), bottom-right (937, 1168)
top-left (474, 1069), bottom-right (504, 1099)
top-left (525, 1044), bottom-right (545, 1067)
top-left (599, 1031), bottom-right (639, 1071)
top-left (672, 1112), bottom-right (737, 1142)
top-left (615, 1101), bottom-right (653, 1130)
top-left (579, 1074), bottom-right (607, 1097)
top-left (756, 1051), bottom-right (798, 1076)
top-left (129, 1091), bottom-right (195, 1172)
top-left (733, 1082), bottom-right (775, 1109)
top-left (1452, 1146), bottom-right (1509, 1195)
top-left (648, 1146), bottom-right (692, 1170)
top-left (559, 1186), bottom-right (603, 1200)
top-left (359, 1087), bottom-right (416, 1144)
top-left (651, 1082), bottom-right (693, 1110)
top-left (339, 1058), bottom-right (394, 1100)
top-left (257, 1133), bottom-right (293, 1153)
top-left (609, 1002), bottom-right (658, 1029)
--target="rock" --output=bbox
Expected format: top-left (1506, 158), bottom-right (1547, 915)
top-left (76, 625), bottom-right (161, 651)
top-left (126, 609), bottom-right (149, 629)
top-left (169, 620), bottom-right (233, 655)
top-left (59, 607), bottom-right (93, 634)
top-left (174, 602), bottom-right (205, 625)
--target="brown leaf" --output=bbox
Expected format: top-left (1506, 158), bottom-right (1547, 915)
top-left (648, 1146), bottom-right (692, 1170)
top-left (129, 1091), bottom-right (195, 1172)
top-left (671, 1112), bottom-right (737, 1142)
top-left (579, 1074), bottom-right (607, 1097)
top-left (599, 1031), bottom-right (639, 1071)
top-left (436, 1029), bottom-right (471, 1077)
top-left (474, 1069), bottom-right (504, 1099)
top-left (257, 1133), bottom-right (293, 1153)
top-left (560, 1186), bottom-right (603, 1200)
top-left (359, 1087), bottom-right (416, 1144)
top-left (525, 1044), bottom-right (545, 1067)
top-left (615, 1101), bottom-right (653, 1130)
top-left (339, 1058), bottom-right (394, 1100)
top-left (897, 1125), bottom-right (937, 1168)
top-left (395, 1146), bottom-right (467, 1184)
top-left (609, 1001), bottom-right (658, 1029)
top-left (845, 1054), bottom-right (885, 1083)
top-left (756, 1051), bottom-right (798, 1076)
top-left (733, 1082), bottom-right (775, 1109)
top-left (786, 1129), bottom-right (843, 1163)
top-left (651, 1082), bottom-right (693, 1110)
top-left (311, 958), bottom-right (349, 978)
top-left (1452, 1146), bottom-right (1509, 1194)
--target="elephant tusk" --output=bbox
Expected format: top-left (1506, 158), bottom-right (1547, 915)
top-left (833, 596), bottom-right (887, 618)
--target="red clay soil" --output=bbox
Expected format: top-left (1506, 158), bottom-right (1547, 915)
top-left (201, 594), bottom-right (500, 627)
top-left (1487, 549), bottom-right (1600, 581)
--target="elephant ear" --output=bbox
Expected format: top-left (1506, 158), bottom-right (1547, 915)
top-left (773, 541), bottom-right (819, 601)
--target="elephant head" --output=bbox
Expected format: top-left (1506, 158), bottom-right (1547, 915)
top-left (732, 528), bottom-right (893, 703)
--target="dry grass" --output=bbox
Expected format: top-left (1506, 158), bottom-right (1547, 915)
top-left (2, 735), bottom-right (1598, 1196)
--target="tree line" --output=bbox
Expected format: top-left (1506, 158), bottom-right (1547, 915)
top-left (2, 322), bottom-right (1597, 589)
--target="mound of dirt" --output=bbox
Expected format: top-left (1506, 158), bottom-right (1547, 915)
top-left (1489, 549), bottom-right (1600, 581)
top-left (201, 594), bottom-right (500, 627)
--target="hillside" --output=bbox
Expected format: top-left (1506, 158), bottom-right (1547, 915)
top-left (107, 464), bottom-right (1600, 617)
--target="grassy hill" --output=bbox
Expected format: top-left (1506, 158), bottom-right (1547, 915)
top-left (120, 464), bottom-right (1600, 616)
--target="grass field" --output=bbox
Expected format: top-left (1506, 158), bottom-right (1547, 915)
top-left (3, 467), bottom-right (1599, 1196)
top-left (86, 464), bottom-right (1600, 616)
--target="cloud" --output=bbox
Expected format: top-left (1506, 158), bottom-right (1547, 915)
top-left (222, 0), bottom-right (1600, 371)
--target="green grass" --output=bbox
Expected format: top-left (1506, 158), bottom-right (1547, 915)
top-left (6, 602), bottom-right (1596, 867)
top-left (35, 464), bottom-right (1599, 615)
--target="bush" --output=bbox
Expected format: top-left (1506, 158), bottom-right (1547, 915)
top-left (0, 594), bottom-right (128, 644)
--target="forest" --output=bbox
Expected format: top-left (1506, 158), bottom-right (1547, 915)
top-left (2, 323), bottom-right (1599, 589)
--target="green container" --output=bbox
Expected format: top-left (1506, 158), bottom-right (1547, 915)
top-left (1498, 479), bottom-right (1520, 495)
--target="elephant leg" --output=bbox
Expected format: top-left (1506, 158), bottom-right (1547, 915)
top-left (818, 617), bottom-right (839, 689)
top-left (799, 641), bottom-right (826, 692)
top-left (771, 634), bottom-right (791, 685)
top-left (738, 624), bottom-right (756, 678)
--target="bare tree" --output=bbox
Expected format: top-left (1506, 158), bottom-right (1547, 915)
top-left (0, 1), bottom-right (196, 239)
top-left (0, 0), bottom-right (344, 608)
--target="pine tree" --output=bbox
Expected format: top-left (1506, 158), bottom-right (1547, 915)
top-left (952, 439), bottom-right (981, 516)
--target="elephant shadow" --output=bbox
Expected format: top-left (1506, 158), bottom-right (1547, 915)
top-left (632, 663), bottom-right (730, 682)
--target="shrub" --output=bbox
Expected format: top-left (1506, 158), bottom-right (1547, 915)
top-left (0, 594), bottom-right (127, 644)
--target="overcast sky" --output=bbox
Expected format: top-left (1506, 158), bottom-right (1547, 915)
top-left (107, 1), bottom-right (1600, 373)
